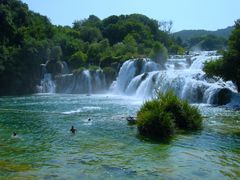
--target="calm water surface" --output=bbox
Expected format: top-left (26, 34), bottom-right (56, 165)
top-left (0, 94), bottom-right (239, 179)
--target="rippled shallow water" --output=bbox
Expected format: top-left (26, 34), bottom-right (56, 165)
top-left (0, 94), bottom-right (239, 179)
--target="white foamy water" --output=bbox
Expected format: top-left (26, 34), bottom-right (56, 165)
top-left (112, 51), bottom-right (238, 105)
top-left (62, 108), bottom-right (83, 115)
top-left (62, 106), bottom-right (102, 115)
top-left (82, 106), bottom-right (102, 110)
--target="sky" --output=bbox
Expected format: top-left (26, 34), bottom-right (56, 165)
top-left (21, 0), bottom-right (240, 32)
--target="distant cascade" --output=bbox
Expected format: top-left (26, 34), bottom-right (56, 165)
top-left (83, 70), bottom-right (92, 94)
top-left (112, 51), bottom-right (238, 105)
top-left (62, 61), bottom-right (70, 74)
top-left (55, 69), bottom-right (107, 94)
top-left (37, 61), bottom-right (69, 93)
top-left (37, 73), bottom-right (56, 93)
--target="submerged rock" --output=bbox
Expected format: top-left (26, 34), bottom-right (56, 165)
top-left (126, 116), bottom-right (137, 125)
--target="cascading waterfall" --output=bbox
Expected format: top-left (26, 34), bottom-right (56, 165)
top-left (37, 61), bottom-right (70, 93)
top-left (83, 70), bottom-right (92, 94)
top-left (38, 58), bottom-right (108, 94)
top-left (112, 51), bottom-right (238, 105)
top-left (37, 73), bottom-right (56, 93)
top-left (113, 58), bottom-right (159, 94)
top-left (62, 61), bottom-right (70, 74)
top-left (55, 69), bottom-right (107, 94)
top-left (37, 64), bottom-right (56, 93)
top-left (37, 51), bottom-right (239, 107)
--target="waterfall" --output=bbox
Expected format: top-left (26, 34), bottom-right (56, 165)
top-left (62, 61), bottom-right (70, 74)
top-left (83, 70), bottom-right (92, 94)
top-left (55, 69), bottom-right (107, 94)
top-left (112, 51), bottom-right (238, 105)
top-left (114, 58), bottom-right (159, 94)
top-left (37, 73), bottom-right (56, 93)
top-left (37, 61), bottom-right (69, 93)
top-left (36, 51), bottom-right (239, 107)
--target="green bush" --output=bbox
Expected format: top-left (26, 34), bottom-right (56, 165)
top-left (72, 67), bottom-right (86, 75)
top-left (136, 90), bottom-right (202, 141)
top-left (88, 65), bottom-right (100, 72)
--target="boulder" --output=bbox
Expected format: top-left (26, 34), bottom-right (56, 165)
top-left (212, 88), bottom-right (232, 105)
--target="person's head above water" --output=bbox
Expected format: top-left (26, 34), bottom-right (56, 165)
top-left (70, 126), bottom-right (77, 133)
top-left (13, 132), bottom-right (17, 136)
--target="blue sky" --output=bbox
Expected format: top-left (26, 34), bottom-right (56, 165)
top-left (21, 0), bottom-right (239, 32)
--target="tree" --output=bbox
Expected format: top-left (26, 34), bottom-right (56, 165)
top-left (123, 34), bottom-right (137, 54)
top-left (76, 26), bottom-right (103, 43)
top-left (69, 51), bottom-right (88, 69)
top-left (50, 46), bottom-right (62, 62)
top-left (204, 20), bottom-right (240, 92)
top-left (149, 42), bottom-right (168, 65)
top-left (81, 15), bottom-right (102, 29)
top-left (159, 20), bottom-right (173, 34)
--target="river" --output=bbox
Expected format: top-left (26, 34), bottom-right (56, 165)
top-left (0, 94), bottom-right (239, 179)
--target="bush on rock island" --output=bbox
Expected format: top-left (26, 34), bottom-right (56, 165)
top-left (136, 90), bottom-right (202, 141)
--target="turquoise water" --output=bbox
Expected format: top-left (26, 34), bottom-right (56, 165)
top-left (0, 94), bottom-right (239, 179)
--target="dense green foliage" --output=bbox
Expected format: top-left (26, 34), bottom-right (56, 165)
top-left (204, 20), bottom-right (240, 92)
top-left (137, 90), bottom-right (202, 141)
top-left (0, 0), bottom-right (183, 95)
top-left (0, 0), bottom-right (55, 95)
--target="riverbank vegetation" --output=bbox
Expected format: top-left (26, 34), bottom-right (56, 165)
top-left (136, 90), bottom-right (202, 141)
top-left (0, 0), bottom-right (183, 95)
top-left (204, 20), bottom-right (240, 92)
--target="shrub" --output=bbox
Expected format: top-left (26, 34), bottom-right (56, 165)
top-left (136, 90), bottom-right (202, 141)
top-left (72, 67), bottom-right (86, 75)
top-left (149, 42), bottom-right (168, 65)
top-left (88, 65), bottom-right (100, 72)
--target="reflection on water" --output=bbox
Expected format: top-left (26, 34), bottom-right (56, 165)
top-left (0, 94), bottom-right (239, 179)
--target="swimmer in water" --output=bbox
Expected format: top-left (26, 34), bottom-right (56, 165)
top-left (70, 126), bottom-right (77, 134)
top-left (88, 118), bottom-right (91, 122)
top-left (11, 132), bottom-right (18, 138)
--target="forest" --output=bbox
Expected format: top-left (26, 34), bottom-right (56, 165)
top-left (0, 0), bottom-right (183, 95)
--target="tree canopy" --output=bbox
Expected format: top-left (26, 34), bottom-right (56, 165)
top-left (204, 20), bottom-right (240, 92)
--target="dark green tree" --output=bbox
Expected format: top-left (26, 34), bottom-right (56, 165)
top-left (149, 42), bottom-right (168, 65)
top-left (204, 20), bottom-right (240, 92)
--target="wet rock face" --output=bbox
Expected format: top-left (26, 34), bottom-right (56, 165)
top-left (212, 88), bottom-right (232, 105)
top-left (46, 61), bottom-right (63, 76)
top-left (45, 61), bottom-right (69, 77)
